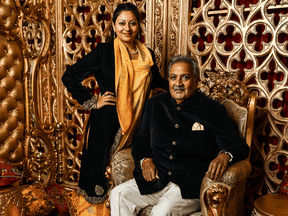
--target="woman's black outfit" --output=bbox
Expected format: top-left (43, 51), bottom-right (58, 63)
top-left (62, 40), bottom-right (168, 203)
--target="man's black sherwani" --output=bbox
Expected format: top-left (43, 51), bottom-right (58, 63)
top-left (132, 91), bottom-right (249, 199)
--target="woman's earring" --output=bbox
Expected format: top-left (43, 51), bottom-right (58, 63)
top-left (114, 32), bottom-right (116, 38)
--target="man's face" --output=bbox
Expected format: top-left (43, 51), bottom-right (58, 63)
top-left (169, 62), bottom-right (198, 104)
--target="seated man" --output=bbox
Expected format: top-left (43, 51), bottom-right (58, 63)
top-left (110, 55), bottom-right (249, 216)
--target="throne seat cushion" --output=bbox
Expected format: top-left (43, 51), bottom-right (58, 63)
top-left (44, 183), bottom-right (69, 216)
top-left (21, 184), bottom-right (55, 216)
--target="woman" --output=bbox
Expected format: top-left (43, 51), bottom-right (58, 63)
top-left (62, 3), bottom-right (168, 204)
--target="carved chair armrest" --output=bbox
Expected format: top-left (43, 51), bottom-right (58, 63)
top-left (220, 159), bottom-right (252, 185)
top-left (200, 159), bottom-right (252, 216)
top-left (111, 147), bottom-right (135, 187)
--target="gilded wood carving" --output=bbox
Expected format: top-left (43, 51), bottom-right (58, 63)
top-left (187, 0), bottom-right (288, 212)
top-left (1, 0), bottom-right (287, 213)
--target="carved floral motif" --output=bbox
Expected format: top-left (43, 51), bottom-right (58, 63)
top-left (24, 129), bottom-right (57, 187)
top-left (169, 0), bottom-right (179, 58)
top-left (198, 71), bottom-right (249, 106)
top-left (154, 0), bottom-right (164, 72)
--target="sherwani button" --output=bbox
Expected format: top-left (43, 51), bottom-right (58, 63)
top-left (177, 106), bottom-right (181, 111)
top-left (168, 171), bottom-right (172, 175)
top-left (172, 141), bottom-right (176, 145)
top-left (175, 124), bottom-right (179, 128)
top-left (169, 155), bottom-right (174, 160)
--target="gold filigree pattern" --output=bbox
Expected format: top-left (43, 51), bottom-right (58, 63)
top-left (24, 129), bottom-right (57, 187)
top-left (198, 71), bottom-right (249, 106)
top-left (168, 0), bottom-right (179, 59)
top-left (188, 0), bottom-right (288, 210)
top-left (15, 0), bottom-right (58, 187)
top-left (3, 1), bottom-right (287, 214)
top-left (151, 0), bottom-right (165, 75)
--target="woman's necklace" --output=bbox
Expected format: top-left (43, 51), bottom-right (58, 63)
top-left (129, 49), bottom-right (138, 55)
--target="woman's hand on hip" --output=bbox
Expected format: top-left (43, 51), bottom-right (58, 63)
top-left (93, 91), bottom-right (116, 110)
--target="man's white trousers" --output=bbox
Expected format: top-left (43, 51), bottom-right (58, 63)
top-left (110, 179), bottom-right (201, 216)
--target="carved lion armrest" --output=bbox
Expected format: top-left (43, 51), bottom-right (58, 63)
top-left (200, 159), bottom-right (252, 216)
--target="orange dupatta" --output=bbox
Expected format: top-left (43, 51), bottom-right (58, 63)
top-left (114, 38), bottom-right (154, 152)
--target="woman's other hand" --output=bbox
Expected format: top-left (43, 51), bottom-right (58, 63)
top-left (93, 91), bottom-right (116, 109)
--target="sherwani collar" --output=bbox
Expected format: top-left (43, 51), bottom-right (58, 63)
top-left (169, 91), bottom-right (201, 108)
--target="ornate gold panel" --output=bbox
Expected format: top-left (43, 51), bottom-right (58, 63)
top-left (146, 0), bottom-right (190, 78)
top-left (2, 0), bottom-right (286, 213)
top-left (146, 0), bottom-right (166, 75)
top-left (0, 0), bottom-right (60, 186)
top-left (186, 0), bottom-right (288, 212)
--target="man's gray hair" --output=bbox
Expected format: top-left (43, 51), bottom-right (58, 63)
top-left (168, 55), bottom-right (199, 79)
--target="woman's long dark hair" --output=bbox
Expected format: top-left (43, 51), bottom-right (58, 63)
top-left (108, 3), bottom-right (142, 41)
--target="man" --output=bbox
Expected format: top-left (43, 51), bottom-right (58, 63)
top-left (110, 55), bottom-right (249, 216)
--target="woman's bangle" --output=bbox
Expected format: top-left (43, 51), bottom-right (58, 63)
top-left (142, 158), bottom-right (153, 166)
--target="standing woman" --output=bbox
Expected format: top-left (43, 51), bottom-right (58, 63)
top-left (62, 3), bottom-right (168, 205)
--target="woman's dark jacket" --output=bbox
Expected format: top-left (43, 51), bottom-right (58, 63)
top-left (62, 40), bottom-right (168, 203)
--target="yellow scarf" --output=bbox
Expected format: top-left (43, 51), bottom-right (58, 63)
top-left (114, 38), bottom-right (153, 151)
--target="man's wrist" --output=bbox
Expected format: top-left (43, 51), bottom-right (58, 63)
top-left (140, 157), bottom-right (153, 169)
top-left (218, 150), bottom-right (233, 162)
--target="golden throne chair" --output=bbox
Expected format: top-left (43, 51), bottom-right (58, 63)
top-left (0, 2), bottom-right (26, 212)
top-left (108, 86), bottom-right (257, 216)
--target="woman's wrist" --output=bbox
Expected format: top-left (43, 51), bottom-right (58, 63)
top-left (82, 96), bottom-right (98, 111)
top-left (93, 97), bottom-right (99, 110)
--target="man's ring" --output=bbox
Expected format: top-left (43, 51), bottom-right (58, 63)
top-left (104, 93), bottom-right (106, 96)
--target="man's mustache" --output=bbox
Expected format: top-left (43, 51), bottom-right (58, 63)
top-left (174, 86), bottom-right (185, 91)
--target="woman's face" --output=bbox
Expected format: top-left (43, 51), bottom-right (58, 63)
top-left (113, 10), bottom-right (139, 44)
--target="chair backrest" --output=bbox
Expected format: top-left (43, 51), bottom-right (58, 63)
top-left (221, 92), bottom-right (257, 157)
top-left (221, 99), bottom-right (247, 140)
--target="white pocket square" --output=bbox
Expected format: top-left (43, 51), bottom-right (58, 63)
top-left (192, 122), bottom-right (204, 131)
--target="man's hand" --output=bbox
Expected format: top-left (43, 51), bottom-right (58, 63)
top-left (206, 153), bottom-right (230, 181)
top-left (142, 160), bottom-right (159, 182)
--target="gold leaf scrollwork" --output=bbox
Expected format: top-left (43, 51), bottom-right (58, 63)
top-left (21, 2), bottom-right (50, 58)
top-left (198, 71), bottom-right (249, 106)
top-left (24, 129), bottom-right (57, 187)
